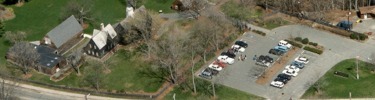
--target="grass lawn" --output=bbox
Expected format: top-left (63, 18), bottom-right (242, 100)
top-left (164, 78), bottom-right (263, 100)
top-left (302, 59), bottom-right (375, 98)
top-left (29, 49), bottom-right (163, 93)
top-left (138, 0), bottom-right (175, 13)
top-left (261, 18), bottom-right (289, 29)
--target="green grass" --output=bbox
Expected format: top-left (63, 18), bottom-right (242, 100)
top-left (29, 50), bottom-right (163, 92)
top-left (221, 0), bottom-right (262, 20)
top-left (164, 78), bottom-right (263, 100)
top-left (262, 18), bottom-right (289, 29)
top-left (138, 0), bottom-right (175, 13)
top-left (302, 59), bottom-right (375, 98)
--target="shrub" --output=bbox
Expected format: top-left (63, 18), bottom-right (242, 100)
top-left (294, 37), bottom-right (302, 42)
top-left (315, 25), bottom-right (351, 37)
top-left (303, 46), bottom-right (323, 55)
top-left (301, 38), bottom-right (309, 44)
top-left (285, 40), bottom-right (303, 48)
top-left (308, 42), bottom-right (318, 46)
top-left (252, 30), bottom-right (266, 36)
top-left (350, 33), bottom-right (368, 40)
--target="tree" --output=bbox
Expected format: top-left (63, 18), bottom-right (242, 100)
top-left (67, 49), bottom-right (84, 75)
top-left (179, 0), bottom-right (207, 19)
top-left (3, 31), bottom-right (26, 45)
top-left (0, 79), bottom-right (17, 100)
top-left (83, 60), bottom-right (105, 90)
top-left (60, 0), bottom-right (94, 25)
top-left (7, 42), bottom-right (40, 74)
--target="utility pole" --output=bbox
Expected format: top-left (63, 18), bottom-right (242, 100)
top-left (356, 56), bottom-right (360, 79)
top-left (350, 0), bottom-right (352, 11)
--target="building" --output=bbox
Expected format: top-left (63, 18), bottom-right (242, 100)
top-left (84, 23), bottom-right (118, 58)
top-left (6, 43), bottom-right (66, 75)
top-left (358, 6), bottom-right (375, 19)
top-left (41, 15), bottom-right (84, 54)
top-left (34, 45), bottom-right (66, 75)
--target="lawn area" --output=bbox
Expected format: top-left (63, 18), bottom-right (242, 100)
top-left (260, 18), bottom-right (290, 29)
top-left (302, 59), bottom-right (375, 98)
top-left (29, 49), bottom-right (163, 93)
top-left (165, 78), bottom-right (263, 100)
top-left (138, 0), bottom-right (175, 13)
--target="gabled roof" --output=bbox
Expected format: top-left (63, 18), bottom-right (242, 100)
top-left (92, 29), bottom-right (108, 49)
top-left (359, 6), bottom-right (375, 14)
top-left (91, 24), bottom-right (118, 49)
top-left (46, 15), bottom-right (83, 48)
top-left (104, 24), bottom-right (117, 39)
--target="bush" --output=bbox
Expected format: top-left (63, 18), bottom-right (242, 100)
top-left (294, 37), bottom-right (302, 42)
top-left (252, 30), bottom-right (266, 36)
top-left (301, 38), bottom-right (309, 44)
top-left (350, 33), bottom-right (368, 40)
top-left (308, 42), bottom-right (318, 46)
top-left (285, 40), bottom-right (303, 48)
top-left (315, 25), bottom-right (351, 37)
top-left (303, 46), bottom-right (323, 55)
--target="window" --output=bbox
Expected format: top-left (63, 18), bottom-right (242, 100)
top-left (89, 44), bottom-right (92, 49)
top-left (88, 50), bottom-right (91, 55)
top-left (96, 52), bottom-right (99, 56)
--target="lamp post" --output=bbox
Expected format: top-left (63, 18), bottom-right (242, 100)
top-left (356, 56), bottom-right (359, 80)
top-left (347, 12), bottom-right (352, 30)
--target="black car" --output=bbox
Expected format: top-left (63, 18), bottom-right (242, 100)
top-left (269, 49), bottom-right (285, 56)
top-left (235, 41), bottom-right (248, 48)
top-left (277, 74), bottom-right (292, 81)
top-left (199, 68), bottom-right (219, 79)
top-left (221, 51), bottom-right (236, 58)
top-left (274, 77), bottom-right (289, 84)
top-left (264, 55), bottom-right (274, 63)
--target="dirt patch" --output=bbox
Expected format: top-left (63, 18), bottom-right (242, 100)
top-left (0, 7), bottom-right (15, 21)
top-left (256, 47), bottom-right (300, 85)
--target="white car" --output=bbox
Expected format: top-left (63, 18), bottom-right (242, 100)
top-left (282, 69), bottom-right (298, 77)
top-left (208, 62), bottom-right (223, 71)
top-left (231, 45), bottom-right (245, 52)
top-left (295, 56), bottom-right (309, 64)
top-left (285, 65), bottom-right (300, 73)
top-left (217, 55), bottom-right (235, 64)
top-left (270, 81), bottom-right (284, 88)
top-left (278, 40), bottom-right (292, 49)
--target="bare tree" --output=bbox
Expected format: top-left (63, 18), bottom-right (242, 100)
top-left (7, 42), bottom-right (40, 74)
top-left (0, 80), bottom-right (17, 100)
top-left (3, 31), bottom-right (26, 45)
top-left (179, 0), bottom-right (207, 19)
top-left (67, 49), bottom-right (84, 75)
top-left (60, 0), bottom-right (94, 25)
top-left (83, 60), bottom-right (105, 90)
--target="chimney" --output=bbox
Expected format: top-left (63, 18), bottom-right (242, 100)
top-left (100, 23), bottom-right (105, 31)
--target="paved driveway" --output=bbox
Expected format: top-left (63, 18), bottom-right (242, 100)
top-left (214, 24), bottom-right (375, 100)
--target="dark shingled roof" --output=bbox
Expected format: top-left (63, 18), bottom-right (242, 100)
top-left (35, 45), bottom-right (62, 68)
top-left (46, 15), bottom-right (83, 48)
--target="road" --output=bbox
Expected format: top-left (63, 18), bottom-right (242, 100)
top-left (213, 24), bottom-right (375, 100)
top-left (1, 79), bottom-right (129, 100)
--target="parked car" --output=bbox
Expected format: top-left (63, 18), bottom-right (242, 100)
top-left (282, 69), bottom-right (298, 77)
top-left (221, 51), bottom-right (236, 58)
top-left (274, 45), bottom-right (289, 52)
top-left (256, 55), bottom-right (274, 67)
top-left (278, 40), bottom-right (292, 49)
top-left (291, 61), bottom-right (305, 69)
top-left (285, 65), bottom-right (300, 73)
top-left (231, 45), bottom-right (245, 52)
top-left (269, 48), bottom-right (286, 56)
top-left (274, 76), bottom-right (289, 84)
top-left (259, 55), bottom-right (274, 63)
top-left (235, 40), bottom-right (248, 48)
top-left (199, 68), bottom-right (213, 79)
top-left (270, 81), bottom-right (284, 88)
top-left (256, 60), bottom-right (271, 67)
top-left (208, 61), bottom-right (225, 71)
top-left (277, 74), bottom-right (292, 81)
top-left (217, 55), bottom-right (235, 64)
top-left (295, 56), bottom-right (309, 64)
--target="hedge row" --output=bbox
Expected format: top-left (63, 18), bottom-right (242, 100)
top-left (285, 40), bottom-right (303, 48)
top-left (350, 33), bottom-right (368, 40)
top-left (252, 30), bottom-right (266, 36)
top-left (303, 46), bottom-right (323, 55)
top-left (315, 24), bottom-right (351, 37)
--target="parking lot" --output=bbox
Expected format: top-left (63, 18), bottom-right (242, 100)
top-left (197, 24), bottom-right (375, 99)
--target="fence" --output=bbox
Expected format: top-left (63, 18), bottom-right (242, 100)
top-left (0, 73), bottom-right (172, 99)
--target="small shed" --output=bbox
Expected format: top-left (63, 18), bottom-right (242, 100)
top-left (358, 6), bottom-right (375, 19)
top-left (336, 21), bottom-right (353, 30)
